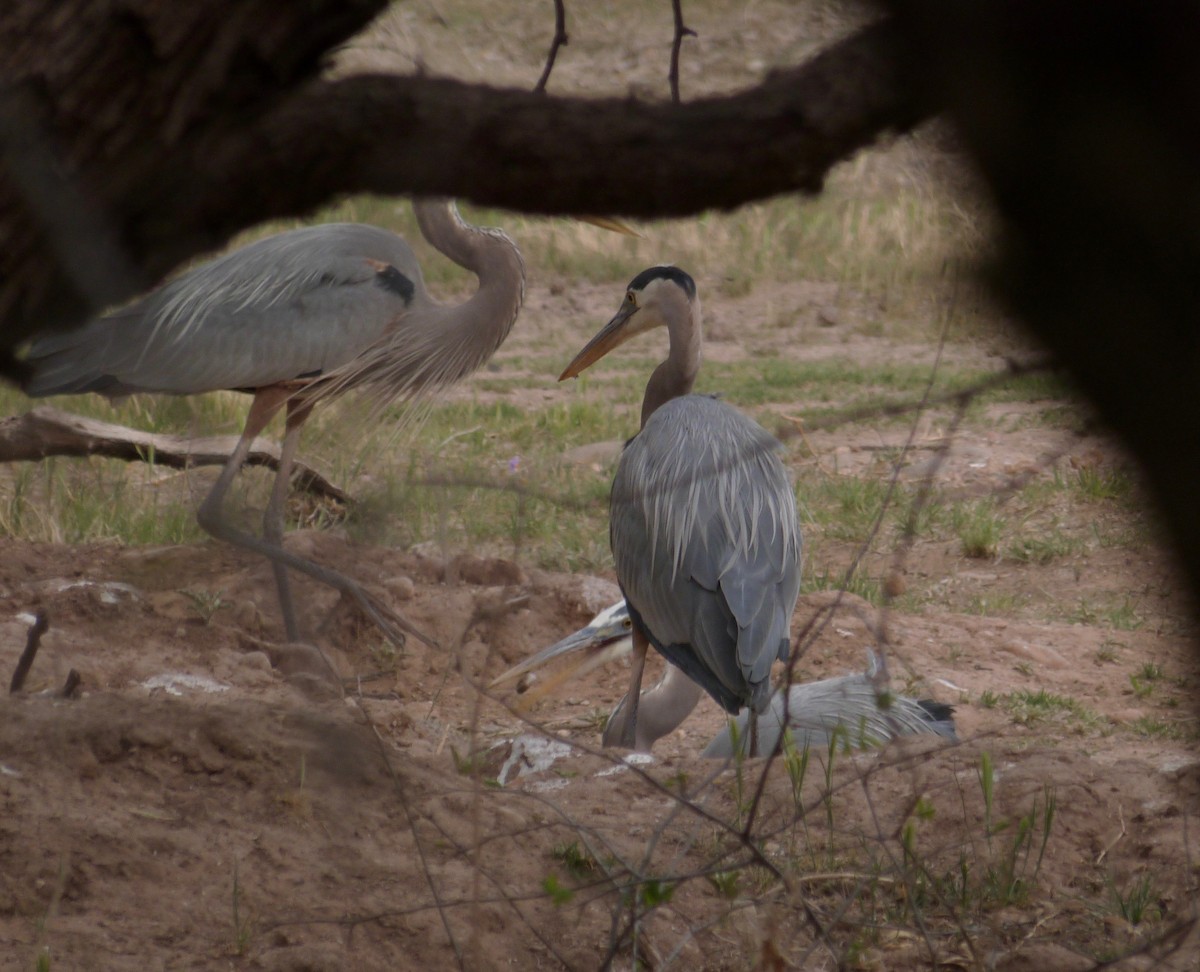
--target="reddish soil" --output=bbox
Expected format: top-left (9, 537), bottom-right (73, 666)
top-left (2, 280), bottom-right (1199, 969)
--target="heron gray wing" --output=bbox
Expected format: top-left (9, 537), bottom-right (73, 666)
top-left (701, 672), bottom-right (958, 758)
top-left (612, 395), bottom-right (802, 714)
top-left (26, 223), bottom-right (427, 396)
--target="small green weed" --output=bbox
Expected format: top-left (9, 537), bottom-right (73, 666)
top-left (1003, 689), bottom-right (1107, 733)
top-left (1108, 873), bottom-right (1161, 926)
top-left (1072, 465), bottom-right (1133, 502)
top-left (952, 499), bottom-right (1003, 559)
top-left (1007, 530), bottom-right (1083, 564)
top-left (1127, 716), bottom-right (1197, 741)
top-left (552, 841), bottom-right (599, 880)
top-left (541, 874), bottom-right (574, 906)
top-left (637, 879), bottom-right (675, 909)
top-left (181, 588), bottom-right (225, 624)
top-left (899, 757), bottom-right (1056, 915)
top-left (706, 870), bottom-right (741, 900)
top-left (978, 754), bottom-right (1057, 907)
top-left (806, 567), bottom-right (883, 605)
top-left (967, 592), bottom-right (1025, 617)
top-left (1136, 662), bottom-right (1164, 682)
top-left (1069, 598), bottom-right (1144, 631)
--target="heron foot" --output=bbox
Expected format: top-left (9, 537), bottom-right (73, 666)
top-left (198, 507), bottom-right (437, 652)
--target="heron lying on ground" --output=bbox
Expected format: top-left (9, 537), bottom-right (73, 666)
top-left (493, 600), bottom-right (957, 757)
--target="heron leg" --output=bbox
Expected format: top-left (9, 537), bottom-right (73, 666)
top-left (197, 387), bottom-right (288, 547)
top-left (197, 389), bottom-right (435, 653)
top-left (261, 398), bottom-right (312, 642)
top-left (749, 710), bottom-right (760, 758)
top-left (617, 626), bottom-right (650, 749)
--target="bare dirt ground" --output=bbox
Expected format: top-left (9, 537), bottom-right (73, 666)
top-left (2, 269), bottom-right (1199, 971)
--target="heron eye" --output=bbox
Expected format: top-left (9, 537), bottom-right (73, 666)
top-left (626, 292), bottom-right (636, 304)
top-left (622, 617), bottom-right (632, 629)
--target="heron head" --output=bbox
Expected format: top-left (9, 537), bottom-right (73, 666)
top-left (559, 266), bottom-right (698, 380)
top-left (489, 600), bottom-right (634, 706)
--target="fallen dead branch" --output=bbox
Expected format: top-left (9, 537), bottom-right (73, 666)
top-left (0, 406), bottom-right (350, 503)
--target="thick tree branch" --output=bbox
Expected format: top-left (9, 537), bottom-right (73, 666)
top-left (0, 13), bottom-right (927, 364)
top-left (199, 20), bottom-right (923, 224)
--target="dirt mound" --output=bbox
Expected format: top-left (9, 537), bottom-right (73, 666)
top-left (1, 534), bottom-right (1198, 969)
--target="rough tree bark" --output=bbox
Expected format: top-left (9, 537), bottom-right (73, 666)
top-left (0, 2), bottom-right (928, 367)
top-left (0, 0), bottom-right (391, 363)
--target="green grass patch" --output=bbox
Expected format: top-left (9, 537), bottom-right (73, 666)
top-left (803, 475), bottom-right (894, 543)
top-left (1006, 529), bottom-right (1085, 565)
top-left (1000, 689), bottom-right (1109, 734)
top-left (806, 566), bottom-right (883, 605)
top-left (1126, 716), bottom-right (1199, 741)
top-left (1067, 597), bottom-right (1144, 631)
top-left (951, 498), bottom-right (1004, 559)
top-left (964, 592), bottom-right (1027, 616)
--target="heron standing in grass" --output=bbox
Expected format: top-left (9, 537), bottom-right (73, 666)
top-left (24, 201), bottom-right (625, 646)
top-left (557, 266), bottom-right (803, 754)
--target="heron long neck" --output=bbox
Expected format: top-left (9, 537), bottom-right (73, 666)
top-left (640, 294), bottom-right (702, 428)
top-left (413, 198), bottom-right (526, 382)
top-left (606, 664), bottom-right (704, 751)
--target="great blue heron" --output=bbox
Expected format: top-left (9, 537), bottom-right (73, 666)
top-left (558, 266), bottom-right (803, 754)
top-left (493, 600), bottom-right (957, 756)
top-left (23, 200), bottom-right (592, 646)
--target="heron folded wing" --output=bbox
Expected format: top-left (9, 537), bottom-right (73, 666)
top-left (25, 224), bottom-right (426, 397)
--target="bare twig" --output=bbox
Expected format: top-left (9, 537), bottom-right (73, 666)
top-left (60, 669), bottom-right (81, 698)
top-left (668, 0), bottom-right (697, 103)
top-left (413, 472), bottom-right (600, 511)
top-left (9, 612), bottom-right (48, 694)
top-left (534, 0), bottom-right (569, 93)
top-left (1096, 804), bottom-right (1127, 865)
top-left (0, 406), bottom-right (351, 503)
top-left (776, 357), bottom-right (1058, 439)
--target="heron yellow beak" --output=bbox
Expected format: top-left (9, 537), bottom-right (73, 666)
top-left (490, 601), bottom-right (634, 709)
top-left (559, 301), bottom-right (641, 380)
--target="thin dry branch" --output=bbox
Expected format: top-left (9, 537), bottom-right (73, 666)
top-left (60, 669), bottom-right (80, 698)
top-left (0, 406), bottom-right (351, 503)
top-left (668, 0), bottom-right (697, 103)
top-left (9, 611), bottom-right (47, 693)
top-left (534, 0), bottom-right (569, 93)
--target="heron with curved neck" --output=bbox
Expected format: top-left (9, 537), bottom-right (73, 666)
top-left (24, 200), bottom-right (625, 647)
top-left (558, 266), bottom-right (803, 754)
top-left (493, 599), bottom-right (958, 756)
